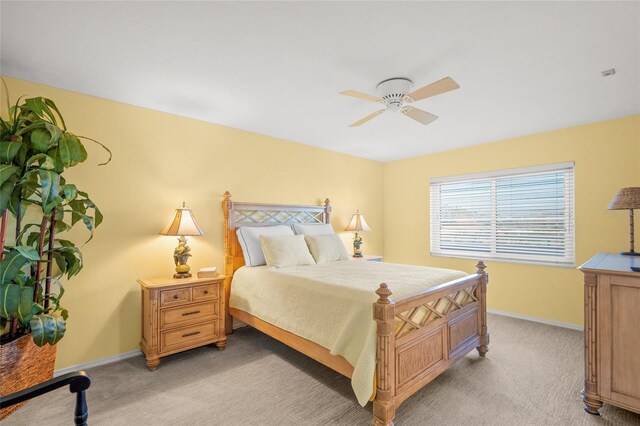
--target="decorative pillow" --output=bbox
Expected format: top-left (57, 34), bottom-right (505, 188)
top-left (304, 234), bottom-right (350, 264)
top-left (292, 223), bottom-right (335, 235)
top-left (259, 235), bottom-right (316, 268)
top-left (236, 225), bottom-right (294, 267)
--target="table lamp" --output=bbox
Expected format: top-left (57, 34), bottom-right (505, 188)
top-left (608, 187), bottom-right (640, 256)
top-left (160, 202), bottom-right (205, 278)
top-left (345, 210), bottom-right (371, 257)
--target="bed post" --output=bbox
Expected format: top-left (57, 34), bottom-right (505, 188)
top-left (475, 261), bottom-right (490, 357)
top-left (222, 191), bottom-right (234, 335)
top-left (323, 198), bottom-right (331, 224)
top-left (373, 283), bottom-right (396, 426)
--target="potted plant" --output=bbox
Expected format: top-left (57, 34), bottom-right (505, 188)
top-left (0, 82), bottom-right (110, 419)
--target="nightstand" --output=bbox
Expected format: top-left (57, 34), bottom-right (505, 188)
top-left (350, 255), bottom-right (383, 262)
top-left (138, 275), bottom-right (227, 370)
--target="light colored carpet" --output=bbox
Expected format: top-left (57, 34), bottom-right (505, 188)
top-left (4, 314), bottom-right (640, 425)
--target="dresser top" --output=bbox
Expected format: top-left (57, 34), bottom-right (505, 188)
top-left (138, 275), bottom-right (225, 289)
top-left (579, 253), bottom-right (640, 276)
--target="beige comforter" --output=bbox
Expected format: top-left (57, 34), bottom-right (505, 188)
top-left (229, 260), bottom-right (467, 406)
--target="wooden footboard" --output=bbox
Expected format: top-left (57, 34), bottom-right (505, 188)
top-left (373, 261), bottom-right (489, 426)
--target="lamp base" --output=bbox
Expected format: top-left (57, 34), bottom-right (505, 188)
top-left (620, 251), bottom-right (640, 257)
top-left (173, 272), bottom-right (192, 279)
top-left (352, 254), bottom-right (363, 258)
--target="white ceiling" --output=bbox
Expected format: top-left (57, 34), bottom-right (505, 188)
top-left (1, 1), bottom-right (638, 162)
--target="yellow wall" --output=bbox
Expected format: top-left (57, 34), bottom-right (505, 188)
top-left (1, 77), bottom-right (384, 369)
top-left (383, 115), bottom-right (640, 326)
top-left (4, 75), bottom-right (638, 367)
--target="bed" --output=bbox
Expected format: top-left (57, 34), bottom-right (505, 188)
top-left (221, 192), bottom-right (489, 425)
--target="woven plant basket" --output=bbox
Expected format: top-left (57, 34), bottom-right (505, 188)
top-left (0, 334), bottom-right (56, 420)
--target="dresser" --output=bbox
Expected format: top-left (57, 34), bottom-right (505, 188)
top-left (579, 253), bottom-right (640, 415)
top-left (138, 275), bottom-right (227, 370)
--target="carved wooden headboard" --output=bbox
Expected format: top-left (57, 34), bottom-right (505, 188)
top-left (221, 191), bottom-right (331, 333)
top-left (221, 191), bottom-right (331, 278)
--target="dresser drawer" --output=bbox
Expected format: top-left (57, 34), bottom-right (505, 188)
top-left (160, 322), bottom-right (218, 354)
top-left (160, 288), bottom-right (191, 307)
top-left (193, 283), bottom-right (218, 302)
top-left (160, 302), bottom-right (219, 329)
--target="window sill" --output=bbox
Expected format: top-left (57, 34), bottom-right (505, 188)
top-left (430, 252), bottom-right (576, 269)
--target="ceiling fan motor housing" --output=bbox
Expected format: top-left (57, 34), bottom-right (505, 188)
top-left (376, 78), bottom-right (413, 112)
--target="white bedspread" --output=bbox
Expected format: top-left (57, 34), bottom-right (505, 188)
top-left (229, 260), bottom-right (467, 406)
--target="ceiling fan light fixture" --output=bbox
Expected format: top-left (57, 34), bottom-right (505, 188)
top-left (376, 78), bottom-right (413, 111)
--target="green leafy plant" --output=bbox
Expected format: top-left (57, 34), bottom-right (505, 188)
top-left (0, 81), bottom-right (111, 346)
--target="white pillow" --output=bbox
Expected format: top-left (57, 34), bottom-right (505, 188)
top-left (259, 235), bottom-right (316, 268)
top-left (292, 223), bottom-right (335, 235)
top-left (236, 225), bottom-right (294, 267)
top-left (304, 234), bottom-right (350, 264)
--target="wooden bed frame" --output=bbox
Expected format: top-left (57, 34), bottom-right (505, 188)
top-left (221, 192), bottom-right (489, 425)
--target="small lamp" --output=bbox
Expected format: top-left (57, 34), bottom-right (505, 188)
top-left (345, 210), bottom-right (371, 257)
top-left (159, 202), bottom-right (205, 278)
top-left (608, 187), bottom-right (640, 256)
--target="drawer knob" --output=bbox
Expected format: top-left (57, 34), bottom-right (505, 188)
top-left (203, 290), bottom-right (208, 295)
top-left (173, 294), bottom-right (178, 300)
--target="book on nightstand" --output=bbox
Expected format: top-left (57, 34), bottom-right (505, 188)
top-left (197, 266), bottom-right (218, 278)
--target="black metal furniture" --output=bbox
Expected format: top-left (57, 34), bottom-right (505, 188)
top-left (0, 371), bottom-right (91, 425)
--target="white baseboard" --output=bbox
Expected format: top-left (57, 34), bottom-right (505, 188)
top-left (232, 318), bottom-right (248, 330)
top-left (54, 349), bottom-right (141, 377)
top-left (488, 308), bottom-right (583, 331)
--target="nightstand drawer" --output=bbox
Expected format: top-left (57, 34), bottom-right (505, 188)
top-left (160, 322), bottom-right (218, 354)
top-left (160, 302), bottom-right (218, 329)
top-left (193, 283), bottom-right (218, 302)
top-left (160, 288), bottom-right (191, 307)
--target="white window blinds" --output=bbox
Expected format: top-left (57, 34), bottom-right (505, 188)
top-left (430, 162), bottom-right (575, 267)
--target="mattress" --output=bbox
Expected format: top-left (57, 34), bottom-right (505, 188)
top-left (229, 260), bottom-right (467, 406)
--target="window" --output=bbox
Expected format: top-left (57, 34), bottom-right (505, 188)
top-left (430, 162), bottom-right (575, 267)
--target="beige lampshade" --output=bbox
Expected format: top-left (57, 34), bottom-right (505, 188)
top-left (345, 210), bottom-right (371, 232)
top-left (159, 202), bottom-right (204, 236)
top-left (608, 187), bottom-right (640, 210)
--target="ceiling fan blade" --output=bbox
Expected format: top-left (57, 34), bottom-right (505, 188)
top-left (340, 90), bottom-right (383, 103)
top-left (405, 77), bottom-right (459, 102)
top-left (401, 107), bottom-right (439, 125)
top-left (349, 109), bottom-right (386, 127)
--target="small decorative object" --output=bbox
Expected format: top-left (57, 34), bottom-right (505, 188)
top-left (159, 202), bottom-right (204, 278)
top-left (345, 210), bottom-right (372, 257)
top-left (608, 187), bottom-right (640, 256)
top-left (197, 266), bottom-right (218, 278)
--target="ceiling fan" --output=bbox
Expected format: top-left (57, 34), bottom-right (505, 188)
top-left (340, 77), bottom-right (459, 127)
